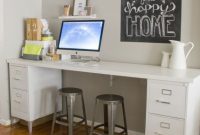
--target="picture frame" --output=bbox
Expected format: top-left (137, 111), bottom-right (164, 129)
top-left (73, 0), bottom-right (87, 16)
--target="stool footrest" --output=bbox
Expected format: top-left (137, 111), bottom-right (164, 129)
top-left (92, 131), bottom-right (105, 135)
top-left (56, 120), bottom-right (69, 126)
top-left (93, 124), bottom-right (127, 135)
top-left (55, 114), bottom-right (86, 127)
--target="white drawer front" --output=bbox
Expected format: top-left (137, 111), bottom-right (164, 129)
top-left (10, 65), bottom-right (28, 90)
top-left (148, 81), bottom-right (186, 118)
top-left (11, 89), bottom-right (28, 113)
top-left (146, 114), bottom-right (184, 135)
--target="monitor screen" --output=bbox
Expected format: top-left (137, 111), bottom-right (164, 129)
top-left (57, 20), bottom-right (104, 53)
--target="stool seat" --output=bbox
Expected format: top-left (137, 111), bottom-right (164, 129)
top-left (96, 94), bottom-right (123, 103)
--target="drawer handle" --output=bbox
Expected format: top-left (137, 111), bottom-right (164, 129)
top-left (154, 132), bottom-right (163, 135)
top-left (14, 100), bottom-right (21, 104)
top-left (15, 70), bottom-right (21, 73)
top-left (156, 100), bottom-right (171, 105)
top-left (160, 122), bottom-right (170, 129)
top-left (14, 78), bottom-right (21, 81)
top-left (162, 89), bottom-right (172, 96)
top-left (15, 93), bottom-right (22, 98)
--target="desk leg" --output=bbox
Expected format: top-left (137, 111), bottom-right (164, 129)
top-left (104, 105), bottom-right (108, 134)
top-left (10, 116), bottom-right (15, 127)
top-left (28, 121), bottom-right (32, 135)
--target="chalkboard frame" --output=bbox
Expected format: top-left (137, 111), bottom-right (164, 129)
top-left (121, 0), bottom-right (182, 43)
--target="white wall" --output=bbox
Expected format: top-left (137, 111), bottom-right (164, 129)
top-left (0, 0), bottom-right (42, 124)
top-left (0, 0), bottom-right (4, 122)
top-left (181, 0), bottom-right (200, 68)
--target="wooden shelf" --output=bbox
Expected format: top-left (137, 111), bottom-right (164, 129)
top-left (58, 14), bottom-right (96, 20)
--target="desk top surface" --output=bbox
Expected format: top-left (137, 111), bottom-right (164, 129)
top-left (7, 58), bottom-right (200, 83)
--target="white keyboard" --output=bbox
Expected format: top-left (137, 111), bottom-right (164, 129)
top-left (58, 60), bottom-right (99, 67)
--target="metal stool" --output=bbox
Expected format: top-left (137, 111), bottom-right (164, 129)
top-left (90, 94), bottom-right (128, 135)
top-left (51, 87), bottom-right (88, 135)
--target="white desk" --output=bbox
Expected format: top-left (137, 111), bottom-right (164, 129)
top-left (7, 58), bottom-right (200, 135)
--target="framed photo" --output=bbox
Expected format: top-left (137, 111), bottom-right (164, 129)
top-left (73, 0), bottom-right (87, 16)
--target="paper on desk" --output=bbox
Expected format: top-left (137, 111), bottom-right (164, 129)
top-left (23, 44), bottom-right (43, 55)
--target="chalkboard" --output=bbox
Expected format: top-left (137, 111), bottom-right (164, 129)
top-left (121, 0), bottom-right (182, 43)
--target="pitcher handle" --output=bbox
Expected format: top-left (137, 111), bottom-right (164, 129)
top-left (185, 42), bottom-right (194, 59)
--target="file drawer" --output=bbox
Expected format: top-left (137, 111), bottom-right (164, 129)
top-left (146, 114), bottom-right (184, 135)
top-left (11, 88), bottom-right (28, 113)
top-left (10, 65), bottom-right (28, 90)
top-left (148, 80), bottom-right (187, 118)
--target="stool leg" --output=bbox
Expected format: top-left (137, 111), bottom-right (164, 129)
top-left (67, 95), bottom-right (76, 135)
top-left (62, 95), bottom-right (67, 114)
top-left (108, 103), bottom-right (117, 135)
top-left (89, 99), bottom-right (97, 135)
top-left (51, 93), bottom-right (59, 135)
top-left (122, 100), bottom-right (128, 135)
top-left (81, 93), bottom-right (88, 134)
top-left (104, 105), bottom-right (108, 134)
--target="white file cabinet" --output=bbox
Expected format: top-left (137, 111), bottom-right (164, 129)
top-left (9, 64), bottom-right (62, 134)
top-left (146, 80), bottom-right (200, 135)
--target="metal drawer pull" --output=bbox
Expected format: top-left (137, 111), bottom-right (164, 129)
top-left (14, 78), bottom-right (21, 81)
top-left (15, 93), bottom-right (22, 98)
top-left (14, 100), bottom-right (21, 104)
top-left (162, 89), bottom-right (172, 96)
top-left (156, 100), bottom-right (170, 104)
top-left (160, 122), bottom-right (170, 129)
top-left (15, 70), bottom-right (21, 73)
top-left (154, 132), bottom-right (163, 135)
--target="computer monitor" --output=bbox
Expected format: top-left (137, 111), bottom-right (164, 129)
top-left (57, 20), bottom-right (104, 57)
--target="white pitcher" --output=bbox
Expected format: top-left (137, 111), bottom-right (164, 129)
top-left (169, 40), bottom-right (194, 69)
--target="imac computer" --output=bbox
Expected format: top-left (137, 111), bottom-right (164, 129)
top-left (57, 20), bottom-right (104, 61)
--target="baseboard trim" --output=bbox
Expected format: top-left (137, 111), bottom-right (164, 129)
top-left (0, 119), bottom-right (11, 126)
top-left (128, 130), bottom-right (144, 135)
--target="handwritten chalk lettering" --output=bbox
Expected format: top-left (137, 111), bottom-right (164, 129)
top-left (124, 1), bottom-right (176, 15)
top-left (140, 16), bottom-right (151, 36)
top-left (126, 14), bottom-right (176, 37)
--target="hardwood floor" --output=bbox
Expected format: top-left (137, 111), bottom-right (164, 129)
top-left (0, 122), bottom-right (88, 135)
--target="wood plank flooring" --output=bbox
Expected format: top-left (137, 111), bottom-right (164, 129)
top-left (0, 122), bottom-right (88, 135)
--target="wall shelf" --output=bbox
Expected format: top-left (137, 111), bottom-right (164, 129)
top-left (58, 14), bottom-right (96, 20)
